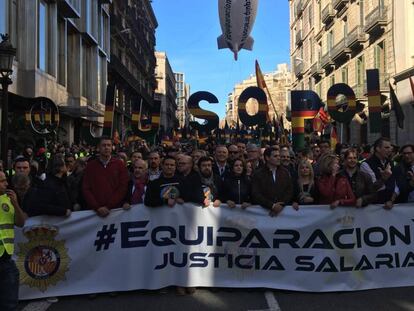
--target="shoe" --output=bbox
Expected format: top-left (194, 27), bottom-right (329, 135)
top-left (46, 297), bottom-right (59, 303)
top-left (186, 287), bottom-right (196, 295)
top-left (176, 286), bottom-right (186, 296)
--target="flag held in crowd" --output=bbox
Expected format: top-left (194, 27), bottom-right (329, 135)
top-left (389, 83), bottom-right (405, 129)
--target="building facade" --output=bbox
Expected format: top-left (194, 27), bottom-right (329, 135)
top-left (174, 72), bottom-right (191, 129)
top-left (289, 0), bottom-right (414, 145)
top-left (392, 0), bottom-right (414, 144)
top-left (1, 0), bottom-right (111, 145)
top-left (109, 0), bottom-right (157, 142)
top-left (226, 64), bottom-right (291, 127)
top-left (155, 51), bottom-right (177, 134)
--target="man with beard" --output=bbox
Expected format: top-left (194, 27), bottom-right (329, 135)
top-left (198, 156), bottom-right (222, 207)
top-left (148, 151), bottom-right (162, 181)
top-left (393, 144), bottom-right (414, 203)
top-left (340, 149), bottom-right (376, 207)
top-left (280, 148), bottom-right (297, 179)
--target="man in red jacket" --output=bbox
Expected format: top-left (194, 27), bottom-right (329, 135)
top-left (82, 137), bottom-right (128, 217)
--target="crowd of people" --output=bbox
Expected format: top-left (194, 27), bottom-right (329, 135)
top-left (1, 135), bottom-right (414, 307)
top-left (3, 136), bottom-right (414, 220)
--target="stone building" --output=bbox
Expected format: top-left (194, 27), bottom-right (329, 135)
top-left (174, 72), bottom-right (191, 129)
top-left (155, 51), bottom-right (177, 134)
top-left (109, 0), bottom-right (157, 141)
top-left (226, 64), bottom-right (291, 127)
top-left (392, 0), bottom-right (414, 144)
top-left (1, 0), bottom-right (111, 145)
top-left (289, 0), bottom-right (414, 144)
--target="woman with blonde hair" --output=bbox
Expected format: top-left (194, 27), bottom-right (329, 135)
top-left (316, 154), bottom-right (356, 208)
top-left (292, 160), bottom-right (316, 210)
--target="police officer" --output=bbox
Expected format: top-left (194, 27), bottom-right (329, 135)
top-left (0, 171), bottom-right (27, 311)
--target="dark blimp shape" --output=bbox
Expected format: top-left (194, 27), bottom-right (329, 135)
top-left (217, 0), bottom-right (258, 60)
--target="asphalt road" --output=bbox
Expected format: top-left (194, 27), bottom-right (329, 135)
top-left (18, 287), bottom-right (414, 311)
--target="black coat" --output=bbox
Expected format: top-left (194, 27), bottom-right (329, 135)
top-left (212, 162), bottom-right (231, 180)
top-left (393, 163), bottom-right (414, 203)
top-left (220, 174), bottom-right (251, 204)
top-left (144, 174), bottom-right (183, 207)
top-left (24, 175), bottom-right (72, 217)
top-left (179, 170), bottom-right (205, 205)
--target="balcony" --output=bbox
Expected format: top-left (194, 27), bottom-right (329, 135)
top-left (296, 30), bottom-right (303, 46)
top-left (294, 61), bottom-right (304, 78)
top-left (352, 74), bottom-right (390, 99)
top-left (295, 0), bottom-right (304, 19)
top-left (110, 55), bottom-right (142, 97)
top-left (310, 61), bottom-right (324, 79)
top-left (352, 83), bottom-right (366, 99)
top-left (333, 0), bottom-right (349, 15)
top-left (57, 0), bottom-right (80, 18)
top-left (321, 51), bottom-right (334, 71)
top-left (363, 73), bottom-right (390, 94)
top-left (347, 26), bottom-right (367, 50)
top-left (321, 3), bottom-right (335, 25)
top-left (331, 37), bottom-right (351, 63)
top-left (365, 5), bottom-right (388, 35)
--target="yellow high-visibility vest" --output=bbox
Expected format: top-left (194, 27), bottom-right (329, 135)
top-left (0, 194), bottom-right (15, 256)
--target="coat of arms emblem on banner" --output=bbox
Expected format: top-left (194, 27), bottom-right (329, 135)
top-left (16, 225), bottom-right (70, 292)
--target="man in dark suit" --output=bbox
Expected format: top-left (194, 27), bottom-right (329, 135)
top-left (212, 145), bottom-right (230, 180)
top-left (251, 147), bottom-right (293, 217)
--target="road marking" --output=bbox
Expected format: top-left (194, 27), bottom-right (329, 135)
top-left (264, 291), bottom-right (281, 311)
top-left (248, 290), bottom-right (281, 311)
top-left (21, 301), bottom-right (52, 311)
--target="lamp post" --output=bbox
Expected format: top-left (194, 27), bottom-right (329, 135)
top-left (0, 34), bottom-right (16, 167)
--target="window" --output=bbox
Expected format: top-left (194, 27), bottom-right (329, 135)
top-left (82, 42), bottom-right (89, 98)
top-left (308, 3), bottom-right (313, 27)
top-left (343, 18), bottom-right (348, 37)
top-left (374, 41), bottom-right (386, 74)
top-left (356, 55), bottom-right (365, 86)
top-left (100, 9), bottom-right (109, 54)
top-left (318, 1), bottom-right (322, 29)
top-left (0, 0), bottom-right (7, 35)
top-left (329, 75), bottom-right (335, 87)
top-left (10, 0), bottom-right (17, 49)
top-left (327, 31), bottom-right (334, 51)
top-left (38, 0), bottom-right (48, 71)
top-left (310, 37), bottom-right (314, 63)
top-left (316, 82), bottom-right (322, 97)
top-left (58, 18), bottom-right (66, 86)
top-left (341, 66), bottom-right (348, 84)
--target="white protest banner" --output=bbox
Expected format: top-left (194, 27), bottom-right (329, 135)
top-left (15, 204), bottom-right (414, 300)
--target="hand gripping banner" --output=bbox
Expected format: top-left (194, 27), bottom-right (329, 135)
top-left (15, 204), bottom-right (414, 300)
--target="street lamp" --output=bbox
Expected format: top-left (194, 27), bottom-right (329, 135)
top-left (0, 34), bottom-right (16, 167)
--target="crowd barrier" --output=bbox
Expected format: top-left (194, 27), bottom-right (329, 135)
top-left (15, 203), bottom-right (414, 299)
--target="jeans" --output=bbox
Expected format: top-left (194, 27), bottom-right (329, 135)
top-left (0, 257), bottom-right (19, 311)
